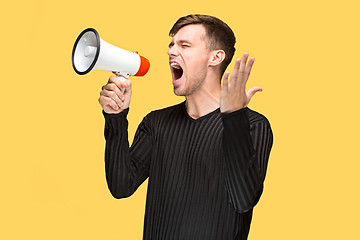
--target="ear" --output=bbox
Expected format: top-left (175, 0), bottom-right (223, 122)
top-left (208, 50), bottom-right (226, 67)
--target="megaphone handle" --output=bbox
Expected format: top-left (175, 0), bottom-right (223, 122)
top-left (116, 75), bottom-right (128, 94)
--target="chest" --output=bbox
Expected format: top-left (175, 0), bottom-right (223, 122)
top-left (151, 116), bottom-right (224, 179)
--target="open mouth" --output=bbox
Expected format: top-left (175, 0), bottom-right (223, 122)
top-left (170, 62), bottom-right (183, 80)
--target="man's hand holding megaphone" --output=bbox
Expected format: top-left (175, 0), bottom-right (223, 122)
top-left (99, 76), bottom-right (132, 114)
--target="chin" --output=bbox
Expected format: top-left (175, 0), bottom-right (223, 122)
top-left (173, 87), bottom-right (185, 96)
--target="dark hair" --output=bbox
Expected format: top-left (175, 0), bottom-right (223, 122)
top-left (169, 14), bottom-right (236, 76)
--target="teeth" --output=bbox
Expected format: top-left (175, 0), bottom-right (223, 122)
top-left (170, 62), bottom-right (181, 69)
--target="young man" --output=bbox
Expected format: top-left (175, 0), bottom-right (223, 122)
top-left (99, 14), bottom-right (273, 240)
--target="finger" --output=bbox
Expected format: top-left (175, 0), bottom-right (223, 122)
top-left (108, 75), bottom-right (123, 89)
top-left (100, 88), bottom-right (123, 108)
top-left (244, 57), bottom-right (255, 85)
top-left (238, 52), bottom-right (249, 75)
top-left (99, 96), bottom-right (119, 111)
top-left (222, 71), bottom-right (230, 90)
top-left (229, 58), bottom-right (241, 85)
top-left (100, 89), bottom-right (122, 107)
top-left (246, 86), bottom-right (263, 101)
top-left (103, 83), bottom-right (125, 101)
top-left (121, 79), bottom-right (132, 93)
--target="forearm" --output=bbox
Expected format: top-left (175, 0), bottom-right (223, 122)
top-left (222, 107), bottom-right (273, 212)
top-left (103, 108), bottom-right (135, 198)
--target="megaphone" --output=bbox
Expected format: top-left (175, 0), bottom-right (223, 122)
top-left (72, 28), bottom-right (150, 88)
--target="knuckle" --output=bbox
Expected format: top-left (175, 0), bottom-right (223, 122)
top-left (99, 97), bottom-right (106, 106)
top-left (106, 98), bottom-right (113, 105)
top-left (109, 76), bottom-right (116, 83)
top-left (110, 101), bottom-right (117, 108)
top-left (109, 92), bottom-right (116, 98)
top-left (108, 83), bottom-right (115, 91)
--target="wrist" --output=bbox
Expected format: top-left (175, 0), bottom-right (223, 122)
top-left (220, 105), bottom-right (246, 114)
top-left (102, 108), bottom-right (129, 117)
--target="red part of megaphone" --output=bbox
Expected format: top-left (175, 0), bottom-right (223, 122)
top-left (134, 54), bottom-right (150, 76)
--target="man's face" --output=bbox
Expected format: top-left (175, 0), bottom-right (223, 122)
top-left (167, 24), bottom-right (212, 96)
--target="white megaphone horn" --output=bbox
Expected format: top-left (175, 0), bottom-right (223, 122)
top-left (72, 28), bottom-right (150, 89)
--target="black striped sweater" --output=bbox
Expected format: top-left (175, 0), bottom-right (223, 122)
top-left (103, 101), bottom-right (273, 240)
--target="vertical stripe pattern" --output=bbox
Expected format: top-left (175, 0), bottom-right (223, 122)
top-left (103, 101), bottom-right (273, 239)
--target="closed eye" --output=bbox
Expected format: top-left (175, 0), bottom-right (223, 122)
top-left (168, 40), bottom-right (192, 48)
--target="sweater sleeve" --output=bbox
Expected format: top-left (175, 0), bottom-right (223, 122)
top-left (221, 107), bottom-right (273, 213)
top-left (103, 109), bottom-right (153, 199)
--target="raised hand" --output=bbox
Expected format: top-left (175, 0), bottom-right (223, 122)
top-left (220, 52), bottom-right (262, 113)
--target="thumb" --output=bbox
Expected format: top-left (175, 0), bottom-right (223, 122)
top-left (121, 79), bottom-right (132, 93)
top-left (246, 86), bottom-right (262, 100)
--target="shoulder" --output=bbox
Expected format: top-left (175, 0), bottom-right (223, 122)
top-left (246, 107), bottom-right (274, 147)
top-left (246, 107), bottom-right (272, 129)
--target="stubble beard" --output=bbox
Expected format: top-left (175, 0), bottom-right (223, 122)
top-left (173, 73), bottom-right (206, 97)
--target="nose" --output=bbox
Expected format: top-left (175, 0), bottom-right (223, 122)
top-left (167, 45), bottom-right (179, 57)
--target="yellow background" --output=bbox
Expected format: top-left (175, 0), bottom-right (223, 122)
top-left (1, 0), bottom-right (359, 239)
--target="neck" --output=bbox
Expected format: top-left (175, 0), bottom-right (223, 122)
top-left (184, 77), bottom-right (221, 119)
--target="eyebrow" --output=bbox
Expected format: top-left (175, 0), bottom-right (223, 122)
top-left (168, 40), bottom-right (192, 48)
